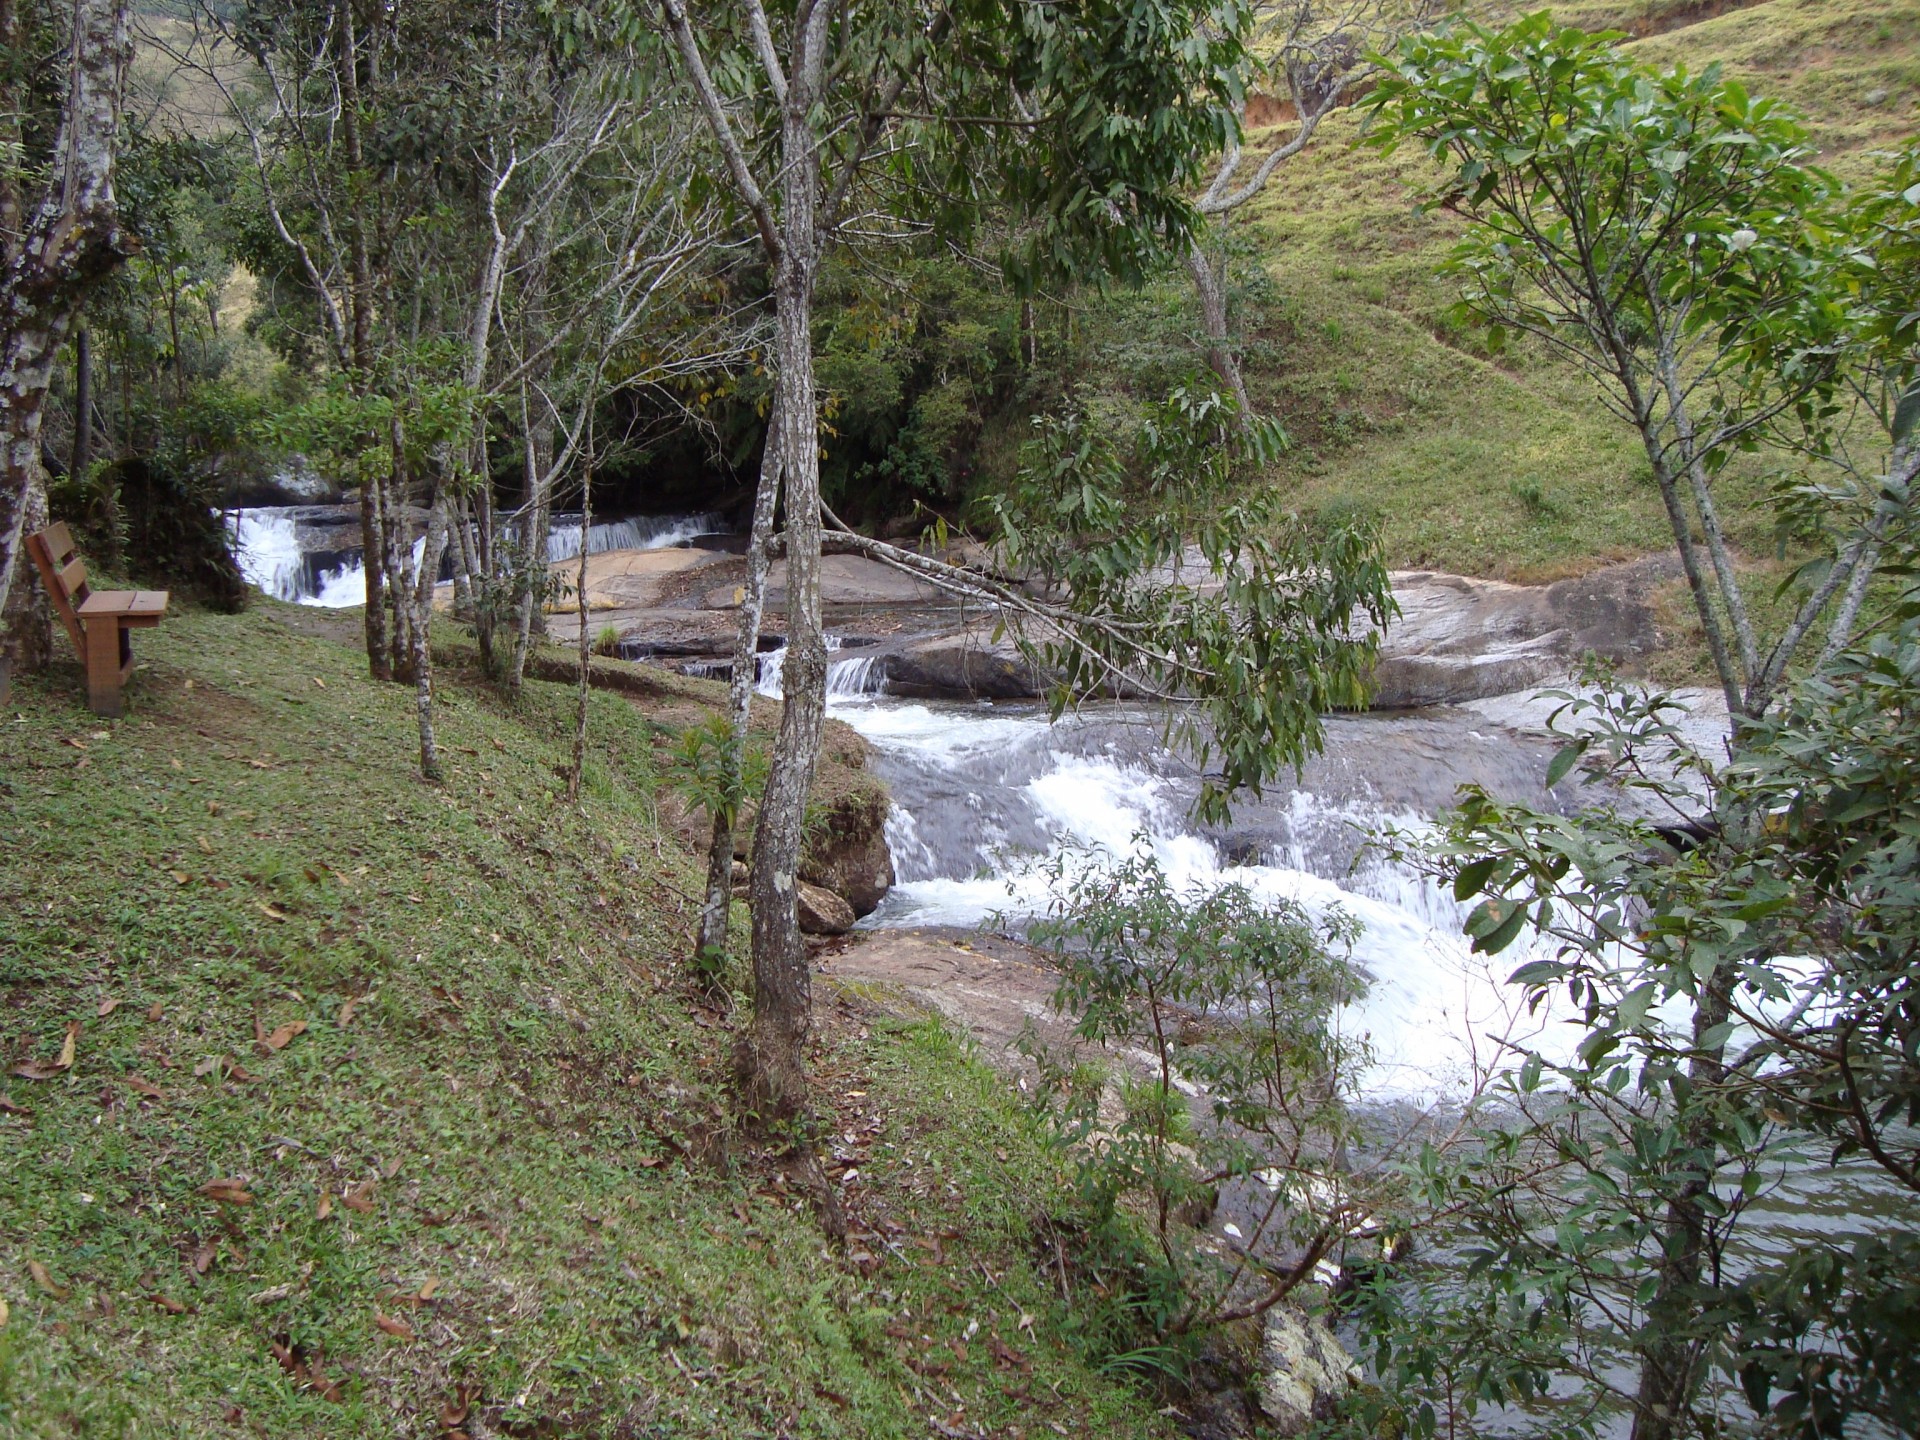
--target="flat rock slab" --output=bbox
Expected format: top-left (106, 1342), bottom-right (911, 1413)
top-left (704, 554), bottom-right (945, 610)
top-left (821, 931), bottom-right (1085, 1083)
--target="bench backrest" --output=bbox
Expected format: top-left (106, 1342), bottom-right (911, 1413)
top-left (25, 523), bottom-right (89, 655)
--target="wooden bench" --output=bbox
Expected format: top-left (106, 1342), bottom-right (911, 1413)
top-left (25, 522), bottom-right (168, 717)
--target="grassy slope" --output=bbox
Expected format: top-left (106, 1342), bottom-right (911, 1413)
top-left (1218, 0), bottom-right (1920, 580)
top-left (0, 604), bottom-right (1167, 1440)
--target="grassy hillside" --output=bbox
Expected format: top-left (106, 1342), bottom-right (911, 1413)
top-left (1205, 0), bottom-right (1920, 580)
top-left (0, 605), bottom-right (1169, 1439)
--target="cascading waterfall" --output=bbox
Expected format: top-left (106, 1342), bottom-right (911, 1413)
top-left (224, 506), bottom-right (728, 608)
top-left (543, 511), bottom-right (726, 561)
top-left (825, 693), bottom-right (1587, 1103)
top-left (755, 635), bottom-right (894, 698)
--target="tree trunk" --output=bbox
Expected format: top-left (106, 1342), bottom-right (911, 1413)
top-left (695, 395), bottom-right (784, 974)
top-left (1185, 236), bottom-right (1253, 428)
top-left (409, 476), bottom-right (448, 781)
top-left (507, 393), bottom-right (555, 690)
top-left (0, 0), bottom-right (131, 670)
top-left (1629, 966), bottom-right (1735, 1440)
top-left (742, 97), bottom-right (828, 1122)
top-left (72, 317), bottom-right (92, 483)
top-left (568, 453), bottom-right (593, 801)
top-left (359, 468), bottom-right (393, 680)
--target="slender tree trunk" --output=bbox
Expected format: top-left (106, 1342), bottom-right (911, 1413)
top-left (1630, 967), bottom-right (1735, 1440)
top-left (695, 394), bottom-right (784, 971)
top-left (411, 488), bottom-right (446, 780)
top-left (742, 98), bottom-right (828, 1120)
top-left (384, 436), bottom-right (414, 684)
top-left (72, 318), bottom-right (92, 483)
top-left (359, 469), bottom-right (393, 679)
top-left (508, 392), bottom-right (555, 690)
top-left (1185, 236), bottom-right (1254, 427)
top-left (0, 0), bottom-right (131, 670)
top-left (568, 454), bottom-right (593, 801)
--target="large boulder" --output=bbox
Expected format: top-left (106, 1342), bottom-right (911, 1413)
top-left (882, 626), bottom-right (1053, 701)
top-left (796, 881), bottom-right (856, 935)
top-left (1366, 557), bottom-right (1671, 708)
top-left (1258, 1306), bottom-right (1359, 1435)
top-left (799, 790), bottom-right (895, 917)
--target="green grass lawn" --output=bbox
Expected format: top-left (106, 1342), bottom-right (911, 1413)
top-left (0, 602), bottom-right (1169, 1439)
top-left (1205, 0), bottom-right (1920, 579)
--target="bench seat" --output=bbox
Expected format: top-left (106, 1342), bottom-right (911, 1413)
top-left (25, 523), bottom-right (169, 717)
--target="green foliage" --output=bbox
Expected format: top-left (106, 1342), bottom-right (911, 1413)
top-left (1022, 848), bottom-right (1366, 1337)
top-left (988, 380), bottom-right (1389, 823)
top-left (665, 712), bottom-right (771, 835)
top-left (1354, 616), bottom-right (1920, 1438)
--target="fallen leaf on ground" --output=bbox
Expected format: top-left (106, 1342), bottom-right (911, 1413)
top-left (340, 1180), bottom-right (377, 1214)
top-left (382, 1155), bottom-right (402, 1179)
top-left (97, 997), bottom-right (121, 1017)
top-left (12, 1024), bottom-right (78, 1080)
top-left (192, 1241), bottom-right (217, 1275)
top-left (441, 1382), bottom-right (480, 1428)
top-left (146, 1002), bottom-right (164, 1022)
top-left (316, 1191), bottom-right (332, 1220)
top-left (269, 1336), bottom-right (343, 1402)
top-left (257, 903), bottom-right (288, 922)
top-left (261, 1020), bottom-right (307, 1052)
top-left (197, 835), bottom-right (213, 854)
top-left (312, 676), bottom-right (326, 688)
top-left (374, 1311), bottom-right (416, 1341)
top-left (62, 738), bottom-right (86, 750)
top-left (338, 996), bottom-right (359, 1027)
top-left (249, 1283), bottom-right (294, 1303)
top-left (0, 1295), bottom-right (8, 1326)
top-left (147, 1293), bottom-right (188, 1314)
top-left (199, 1179), bottom-right (254, 1206)
top-left (171, 871), bottom-right (192, 886)
top-left (0, 1094), bottom-right (30, 1116)
top-left (193, 1056), bottom-right (222, 1078)
top-left (28, 1261), bottom-right (69, 1299)
top-left (127, 1077), bottom-right (164, 1101)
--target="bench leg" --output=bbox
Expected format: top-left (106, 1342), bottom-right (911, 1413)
top-left (84, 620), bottom-right (124, 718)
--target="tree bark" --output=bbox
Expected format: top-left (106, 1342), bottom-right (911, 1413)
top-left (72, 317), bottom-right (92, 483)
top-left (0, 0), bottom-right (131, 670)
top-left (568, 453), bottom-right (593, 801)
top-left (741, 70), bottom-right (829, 1122)
top-left (1185, 236), bottom-right (1253, 428)
top-left (1629, 966), bottom-right (1735, 1440)
top-left (411, 494), bottom-right (446, 780)
top-left (695, 395), bottom-right (784, 972)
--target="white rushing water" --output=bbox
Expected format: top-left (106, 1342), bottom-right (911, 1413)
top-left (819, 687), bottom-right (1593, 1103)
top-left (226, 507), bottom-right (728, 608)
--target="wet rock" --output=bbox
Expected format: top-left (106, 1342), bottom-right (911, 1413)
top-left (1367, 557), bottom-right (1672, 708)
top-left (797, 881), bottom-right (856, 935)
top-left (883, 626), bottom-right (1054, 701)
top-left (1258, 1306), bottom-right (1359, 1435)
top-left (799, 799), bottom-right (894, 918)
